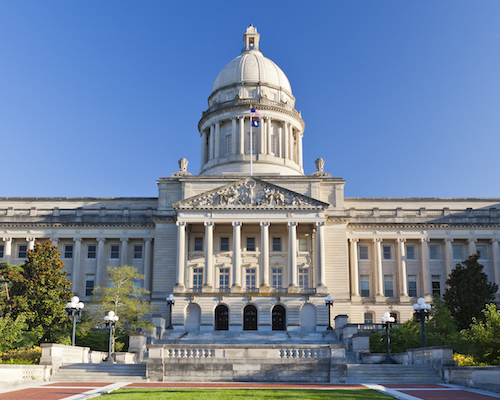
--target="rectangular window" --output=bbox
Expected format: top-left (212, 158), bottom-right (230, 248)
top-left (476, 245), bottom-right (486, 259)
top-left (359, 246), bottom-right (369, 260)
top-left (408, 275), bottom-right (417, 297)
top-left (133, 280), bottom-right (141, 290)
top-left (226, 135), bottom-right (232, 155)
top-left (64, 245), bottom-right (73, 259)
top-left (364, 312), bottom-right (374, 324)
top-left (453, 245), bottom-right (462, 260)
top-left (0, 245), bottom-right (4, 258)
top-left (272, 268), bottom-right (282, 288)
top-left (110, 245), bottom-right (120, 259)
top-left (134, 245), bottom-right (143, 259)
top-left (383, 246), bottom-right (392, 260)
top-left (87, 245), bottom-right (96, 259)
top-left (360, 275), bottom-right (370, 297)
top-left (193, 268), bottom-right (203, 288)
top-left (85, 274), bottom-right (95, 296)
top-left (384, 275), bottom-right (394, 297)
top-left (18, 245), bottom-right (27, 259)
top-left (432, 275), bottom-right (441, 296)
top-left (194, 237), bottom-right (203, 252)
top-left (299, 237), bottom-right (308, 252)
top-left (246, 237), bottom-right (255, 252)
top-left (246, 268), bottom-right (256, 288)
top-left (219, 268), bottom-right (230, 288)
top-left (220, 237), bottom-right (229, 252)
top-left (406, 246), bottom-right (416, 260)
top-left (298, 268), bottom-right (309, 288)
top-left (272, 237), bottom-right (282, 252)
top-left (430, 245), bottom-right (439, 260)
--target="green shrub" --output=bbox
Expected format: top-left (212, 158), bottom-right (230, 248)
top-left (0, 346), bottom-right (41, 364)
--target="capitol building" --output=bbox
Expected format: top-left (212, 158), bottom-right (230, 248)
top-left (1, 26), bottom-right (499, 333)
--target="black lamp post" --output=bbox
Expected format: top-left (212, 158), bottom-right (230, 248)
top-left (413, 297), bottom-right (431, 347)
top-left (65, 296), bottom-right (84, 346)
top-left (166, 293), bottom-right (176, 330)
top-left (381, 312), bottom-right (395, 364)
top-left (104, 311), bottom-right (119, 362)
top-left (324, 294), bottom-right (334, 330)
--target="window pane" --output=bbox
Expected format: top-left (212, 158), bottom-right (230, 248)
top-left (193, 268), bottom-right (203, 288)
top-left (219, 268), bottom-right (230, 288)
top-left (272, 238), bottom-right (281, 252)
top-left (364, 313), bottom-right (373, 324)
top-left (87, 245), bottom-right (96, 259)
top-left (384, 276), bottom-right (394, 297)
top-left (272, 268), bottom-right (282, 288)
top-left (432, 275), bottom-right (441, 296)
top-left (299, 238), bottom-right (307, 252)
top-left (476, 246), bottom-right (486, 259)
top-left (134, 245), bottom-right (143, 259)
top-left (408, 276), bottom-right (417, 297)
top-left (85, 274), bottom-right (95, 296)
top-left (64, 245), bottom-right (73, 259)
top-left (247, 237), bottom-right (255, 251)
top-left (453, 245), bottom-right (462, 260)
top-left (110, 245), bottom-right (120, 259)
top-left (18, 245), bottom-right (27, 259)
top-left (406, 246), bottom-right (416, 260)
top-left (359, 246), bottom-right (369, 260)
top-left (246, 268), bottom-right (256, 288)
top-left (194, 237), bottom-right (203, 251)
top-left (383, 246), bottom-right (391, 260)
top-left (360, 275), bottom-right (370, 297)
top-left (298, 268), bottom-right (309, 288)
top-left (0, 245), bottom-right (3, 258)
top-left (220, 237), bottom-right (229, 252)
top-left (430, 245), bottom-right (439, 260)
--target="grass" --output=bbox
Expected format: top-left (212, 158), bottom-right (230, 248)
top-left (103, 389), bottom-right (394, 399)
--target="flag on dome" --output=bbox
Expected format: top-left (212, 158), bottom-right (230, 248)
top-left (251, 120), bottom-right (259, 127)
top-left (251, 108), bottom-right (263, 118)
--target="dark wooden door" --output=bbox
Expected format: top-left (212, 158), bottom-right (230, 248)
top-left (215, 305), bottom-right (229, 330)
top-left (243, 305), bottom-right (258, 330)
top-left (272, 305), bottom-right (286, 331)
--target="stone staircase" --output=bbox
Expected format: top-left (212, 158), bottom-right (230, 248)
top-left (346, 364), bottom-right (443, 384)
top-left (53, 363), bottom-right (147, 382)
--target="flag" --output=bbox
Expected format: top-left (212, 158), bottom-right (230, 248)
top-left (251, 120), bottom-right (259, 127)
top-left (251, 108), bottom-right (263, 118)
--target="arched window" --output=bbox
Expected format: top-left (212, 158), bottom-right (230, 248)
top-left (243, 305), bottom-right (258, 331)
top-left (215, 304), bottom-right (229, 331)
top-left (272, 305), bottom-right (286, 331)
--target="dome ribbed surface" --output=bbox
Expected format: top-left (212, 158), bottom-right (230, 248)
top-left (211, 51), bottom-right (292, 95)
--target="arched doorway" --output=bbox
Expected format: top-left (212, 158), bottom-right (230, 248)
top-left (300, 303), bottom-right (316, 332)
top-left (215, 304), bottom-right (229, 330)
top-left (185, 303), bottom-right (201, 332)
top-left (272, 305), bottom-right (286, 331)
top-left (243, 305), bottom-right (258, 331)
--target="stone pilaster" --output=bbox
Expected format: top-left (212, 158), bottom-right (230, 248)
top-left (232, 222), bottom-right (242, 291)
top-left (72, 238), bottom-right (82, 295)
top-left (260, 222), bottom-right (270, 290)
top-left (349, 238), bottom-right (360, 299)
top-left (175, 221), bottom-right (186, 292)
top-left (288, 222), bottom-right (298, 291)
top-left (398, 238), bottom-right (409, 302)
top-left (203, 221), bottom-right (214, 290)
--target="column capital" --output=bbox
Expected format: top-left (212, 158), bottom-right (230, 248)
top-left (468, 237), bottom-right (477, 243)
top-left (97, 237), bottom-right (106, 243)
top-left (51, 237), bottom-right (59, 244)
top-left (264, 116), bottom-right (273, 121)
top-left (120, 238), bottom-right (129, 243)
top-left (204, 221), bottom-right (214, 227)
top-left (176, 221), bottom-right (186, 227)
top-left (73, 238), bottom-right (82, 243)
top-left (491, 238), bottom-right (500, 244)
top-left (420, 238), bottom-right (430, 243)
top-left (26, 237), bottom-right (35, 242)
top-left (2, 237), bottom-right (11, 242)
top-left (143, 238), bottom-right (153, 243)
top-left (315, 221), bottom-right (325, 228)
top-left (397, 238), bottom-right (406, 243)
top-left (287, 222), bottom-right (298, 228)
top-left (374, 238), bottom-right (383, 243)
top-left (260, 221), bottom-right (270, 227)
top-left (231, 221), bottom-right (242, 227)
top-left (445, 238), bottom-right (454, 243)
top-left (349, 238), bottom-right (359, 243)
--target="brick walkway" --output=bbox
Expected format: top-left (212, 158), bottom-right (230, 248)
top-left (0, 382), bottom-right (500, 400)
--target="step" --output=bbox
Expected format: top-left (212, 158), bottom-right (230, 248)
top-left (54, 363), bottom-right (147, 382)
top-left (346, 364), bottom-right (443, 384)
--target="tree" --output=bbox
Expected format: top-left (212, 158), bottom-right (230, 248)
top-left (87, 265), bottom-right (155, 331)
top-left (0, 262), bottom-right (24, 307)
top-left (7, 240), bottom-right (72, 343)
top-left (443, 252), bottom-right (498, 331)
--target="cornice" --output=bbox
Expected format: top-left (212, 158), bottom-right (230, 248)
top-left (348, 223), bottom-right (500, 229)
top-left (0, 222), bottom-right (154, 229)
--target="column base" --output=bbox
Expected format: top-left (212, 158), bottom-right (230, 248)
top-left (259, 283), bottom-right (271, 293)
top-left (351, 294), bottom-right (362, 303)
top-left (230, 285), bottom-right (242, 293)
top-left (173, 284), bottom-right (185, 293)
top-left (399, 294), bottom-right (411, 304)
top-left (375, 295), bottom-right (386, 303)
top-left (288, 284), bottom-right (300, 294)
top-left (315, 285), bottom-right (328, 294)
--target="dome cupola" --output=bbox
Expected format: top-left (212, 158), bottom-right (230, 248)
top-left (198, 26), bottom-right (305, 176)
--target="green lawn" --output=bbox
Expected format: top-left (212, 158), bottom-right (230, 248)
top-left (103, 389), bottom-right (394, 399)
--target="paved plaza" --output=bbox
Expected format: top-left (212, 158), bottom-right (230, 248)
top-left (1, 382), bottom-right (500, 400)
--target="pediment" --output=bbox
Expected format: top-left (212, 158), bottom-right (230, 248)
top-left (173, 178), bottom-right (329, 210)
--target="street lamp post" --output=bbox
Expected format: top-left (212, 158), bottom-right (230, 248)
top-left (413, 297), bottom-right (431, 347)
top-left (324, 294), bottom-right (334, 330)
top-left (65, 296), bottom-right (84, 346)
top-left (381, 312), bottom-right (395, 364)
top-left (104, 311), bottom-right (119, 362)
top-left (166, 294), bottom-right (176, 330)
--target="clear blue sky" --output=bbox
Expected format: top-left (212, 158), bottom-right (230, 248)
top-left (1, 1), bottom-right (499, 199)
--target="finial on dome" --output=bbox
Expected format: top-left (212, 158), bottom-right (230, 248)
top-left (243, 25), bottom-right (260, 52)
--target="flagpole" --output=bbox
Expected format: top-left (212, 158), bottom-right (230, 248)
top-left (249, 106), bottom-right (253, 176)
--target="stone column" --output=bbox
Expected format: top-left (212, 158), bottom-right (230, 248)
top-left (349, 238), bottom-right (360, 298)
top-left (283, 123), bottom-right (289, 159)
top-left (231, 117), bottom-right (237, 155)
top-left (72, 238), bottom-right (82, 294)
top-left (278, 124), bottom-right (283, 157)
top-left (316, 222), bottom-right (326, 292)
top-left (420, 238), bottom-right (431, 299)
top-left (239, 117), bottom-right (245, 154)
top-left (374, 238), bottom-right (384, 299)
top-left (200, 130), bottom-right (207, 166)
top-left (96, 238), bottom-right (105, 287)
top-left (209, 124), bottom-right (215, 160)
top-left (288, 222), bottom-right (298, 290)
top-left (298, 132), bottom-right (303, 168)
top-left (120, 238), bottom-right (129, 266)
top-left (27, 237), bottom-right (35, 250)
top-left (175, 222), bottom-right (186, 291)
top-left (3, 238), bottom-right (11, 264)
top-left (259, 118), bottom-right (265, 154)
top-left (144, 238), bottom-right (153, 292)
top-left (444, 238), bottom-right (454, 279)
top-left (288, 125), bottom-right (294, 162)
top-left (468, 237), bottom-right (477, 256)
top-left (203, 222), bottom-right (214, 290)
top-left (398, 238), bottom-right (409, 301)
top-left (260, 222), bottom-right (270, 289)
top-left (214, 122), bottom-right (221, 159)
top-left (266, 117), bottom-right (273, 155)
top-left (492, 239), bottom-right (500, 297)
top-left (232, 222), bottom-right (242, 290)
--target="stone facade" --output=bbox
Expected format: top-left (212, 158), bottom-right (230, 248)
top-left (1, 26), bottom-right (499, 334)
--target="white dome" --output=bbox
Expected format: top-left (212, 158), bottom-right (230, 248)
top-left (211, 50), bottom-right (292, 96)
